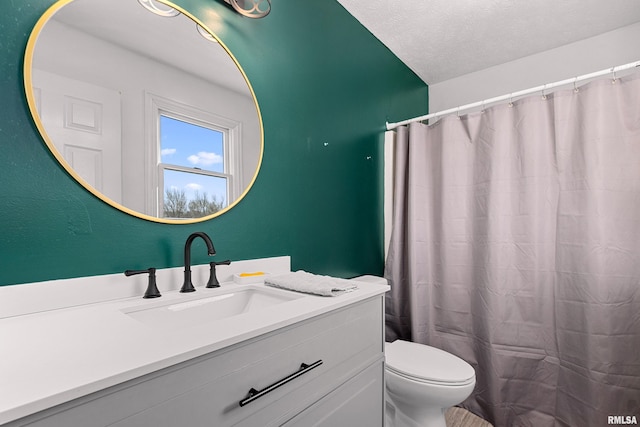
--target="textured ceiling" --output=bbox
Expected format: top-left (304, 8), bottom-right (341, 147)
top-left (336, 0), bottom-right (640, 84)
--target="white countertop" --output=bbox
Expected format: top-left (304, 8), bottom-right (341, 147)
top-left (0, 270), bottom-right (389, 425)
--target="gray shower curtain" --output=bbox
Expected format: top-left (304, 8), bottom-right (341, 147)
top-left (385, 74), bottom-right (640, 426)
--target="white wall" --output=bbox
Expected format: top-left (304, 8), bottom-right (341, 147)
top-left (429, 22), bottom-right (640, 114)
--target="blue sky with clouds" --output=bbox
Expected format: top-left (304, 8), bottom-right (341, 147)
top-left (159, 115), bottom-right (227, 204)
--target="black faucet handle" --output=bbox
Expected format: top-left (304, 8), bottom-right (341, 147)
top-left (206, 260), bottom-right (231, 288)
top-left (124, 268), bottom-right (161, 299)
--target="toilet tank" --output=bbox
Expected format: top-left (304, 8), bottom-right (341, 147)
top-left (350, 275), bottom-right (389, 286)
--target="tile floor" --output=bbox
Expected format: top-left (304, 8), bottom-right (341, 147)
top-left (445, 407), bottom-right (493, 427)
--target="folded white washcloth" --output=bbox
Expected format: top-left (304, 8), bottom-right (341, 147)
top-left (264, 270), bottom-right (358, 297)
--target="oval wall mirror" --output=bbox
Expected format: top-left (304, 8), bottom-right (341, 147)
top-left (24, 0), bottom-right (263, 223)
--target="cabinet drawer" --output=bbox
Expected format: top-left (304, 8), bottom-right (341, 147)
top-left (283, 358), bottom-right (385, 427)
top-left (115, 297), bottom-right (383, 427)
top-left (15, 297), bottom-right (383, 427)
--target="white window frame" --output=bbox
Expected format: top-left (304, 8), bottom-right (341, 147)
top-left (145, 92), bottom-right (243, 217)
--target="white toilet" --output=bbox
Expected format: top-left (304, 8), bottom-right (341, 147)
top-left (384, 339), bottom-right (476, 427)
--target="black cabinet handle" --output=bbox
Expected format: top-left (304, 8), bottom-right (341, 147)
top-left (239, 360), bottom-right (323, 407)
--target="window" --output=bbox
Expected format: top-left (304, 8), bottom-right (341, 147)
top-left (158, 114), bottom-right (231, 218)
top-left (146, 94), bottom-right (241, 219)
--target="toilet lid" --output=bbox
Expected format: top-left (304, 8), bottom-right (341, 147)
top-left (385, 340), bottom-right (475, 385)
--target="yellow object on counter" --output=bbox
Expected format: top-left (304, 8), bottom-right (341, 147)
top-left (233, 271), bottom-right (269, 284)
top-left (239, 272), bottom-right (265, 277)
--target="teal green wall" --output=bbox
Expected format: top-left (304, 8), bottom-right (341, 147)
top-left (0, 0), bottom-right (427, 286)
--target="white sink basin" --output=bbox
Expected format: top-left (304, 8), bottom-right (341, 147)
top-left (123, 286), bottom-right (302, 328)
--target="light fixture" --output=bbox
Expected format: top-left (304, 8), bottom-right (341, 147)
top-left (196, 24), bottom-right (219, 43)
top-left (138, 0), bottom-right (180, 17)
top-left (224, 0), bottom-right (271, 19)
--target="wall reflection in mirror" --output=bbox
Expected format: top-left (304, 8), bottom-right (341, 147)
top-left (25, 0), bottom-right (263, 222)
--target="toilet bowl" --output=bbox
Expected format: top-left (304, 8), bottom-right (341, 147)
top-left (385, 340), bottom-right (476, 427)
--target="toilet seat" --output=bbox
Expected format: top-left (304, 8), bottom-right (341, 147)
top-left (385, 340), bottom-right (475, 386)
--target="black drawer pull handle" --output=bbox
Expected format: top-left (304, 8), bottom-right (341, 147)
top-left (239, 359), bottom-right (323, 407)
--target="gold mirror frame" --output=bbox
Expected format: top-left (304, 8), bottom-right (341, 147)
top-left (24, 0), bottom-right (264, 224)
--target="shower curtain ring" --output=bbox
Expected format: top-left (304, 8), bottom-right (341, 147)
top-left (612, 67), bottom-right (617, 84)
top-left (508, 94), bottom-right (513, 107)
top-left (457, 107), bottom-right (461, 119)
top-left (541, 84), bottom-right (547, 100)
top-left (573, 77), bottom-right (579, 93)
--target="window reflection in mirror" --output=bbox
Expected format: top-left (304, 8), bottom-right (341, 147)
top-left (159, 114), bottom-right (229, 219)
top-left (24, 0), bottom-right (263, 223)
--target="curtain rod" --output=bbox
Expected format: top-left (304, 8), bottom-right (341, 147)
top-left (386, 60), bottom-right (640, 131)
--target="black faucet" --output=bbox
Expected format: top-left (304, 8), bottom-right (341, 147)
top-left (180, 232), bottom-right (216, 293)
top-left (124, 267), bottom-right (161, 299)
top-left (206, 259), bottom-right (232, 288)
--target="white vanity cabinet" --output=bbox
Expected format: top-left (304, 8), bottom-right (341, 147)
top-left (7, 296), bottom-right (385, 427)
top-left (282, 361), bottom-right (384, 427)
